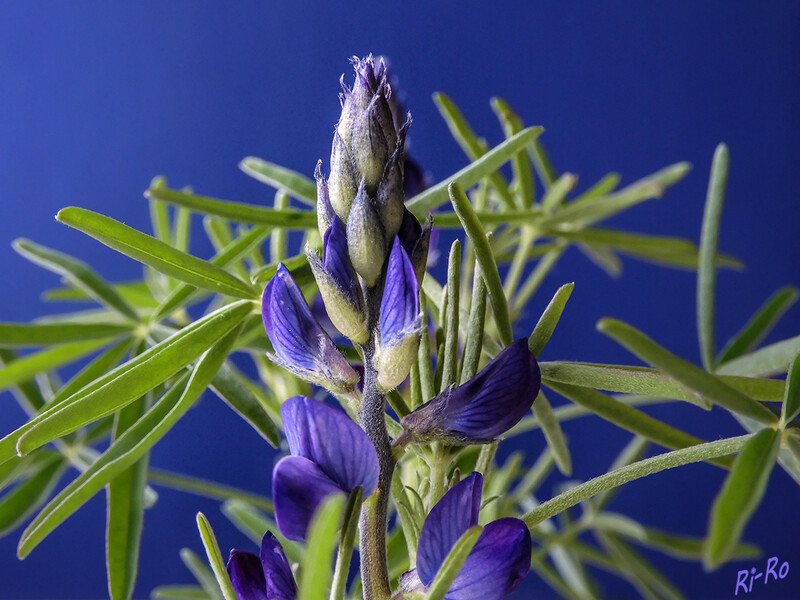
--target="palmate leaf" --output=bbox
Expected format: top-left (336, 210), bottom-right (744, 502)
top-left (17, 322), bottom-right (243, 558)
top-left (56, 207), bottom-right (258, 299)
top-left (0, 301), bottom-right (253, 466)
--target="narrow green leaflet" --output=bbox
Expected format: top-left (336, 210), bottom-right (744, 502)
top-left (107, 395), bottom-right (150, 600)
top-left (716, 333), bottom-right (800, 378)
top-left (0, 339), bottom-right (109, 395)
top-left (781, 353), bottom-right (800, 427)
top-left (330, 488), bottom-right (363, 600)
top-left (0, 350), bottom-right (47, 413)
top-left (704, 428), bottom-right (780, 569)
top-left (48, 338), bottom-right (134, 406)
top-left (528, 283), bottom-right (574, 357)
top-left (697, 143), bottom-right (730, 371)
top-left (146, 187), bottom-right (317, 229)
top-left (196, 513), bottom-right (238, 600)
top-left (210, 363), bottom-right (281, 447)
top-left (523, 434), bottom-right (751, 529)
top-left (180, 548), bottom-right (223, 600)
top-left (532, 390), bottom-right (572, 475)
top-left (718, 286), bottom-right (799, 364)
top-left (490, 97), bottom-right (534, 207)
top-left (407, 127), bottom-right (543, 215)
top-left (449, 182), bottom-right (513, 345)
top-left (547, 381), bottom-right (732, 469)
top-left (459, 262), bottom-right (487, 384)
top-left (0, 452), bottom-right (64, 536)
top-left (297, 494), bottom-right (345, 600)
top-left (0, 322), bottom-right (131, 347)
top-left (541, 173), bottom-right (577, 213)
top-left (537, 163), bottom-right (691, 229)
top-left (440, 240), bottom-right (461, 390)
top-left (44, 281), bottom-right (159, 309)
top-left (424, 526), bottom-right (483, 600)
top-left (239, 157), bottom-right (317, 206)
top-left (151, 585), bottom-right (211, 600)
top-left (153, 226), bottom-right (272, 321)
top-left (598, 318), bottom-right (777, 426)
top-left (434, 92), bottom-right (515, 209)
top-left (17, 323), bottom-right (243, 558)
top-left (13, 238), bottom-right (139, 322)
top-left (4, 301), bottom-right (253, 463)
top-left (571, 173), bottom-right (621, 203)
top-left (57, 207), bottom-right (258, 300)
top-left (251, 252), bottom-right (314, 287)
top-left (221, 499), bottom-right (304, 565)
top-left (539, 361), bottom-right (784, 405)
top-left (148, 469), bottom-right (273, 512)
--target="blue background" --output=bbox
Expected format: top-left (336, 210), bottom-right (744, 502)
top-left (1, 2), bottom-right (799, 598)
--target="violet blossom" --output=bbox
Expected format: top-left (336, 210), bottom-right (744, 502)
top-left (227, 531), bottom-right (297, 600)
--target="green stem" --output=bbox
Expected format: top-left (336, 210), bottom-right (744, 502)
top-left (522, 434), bottom-right (752, 529)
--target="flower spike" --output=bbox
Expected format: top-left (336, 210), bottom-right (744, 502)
top-left (262, 263), bottom-right (359, 393)
top-left (401, 339), bottom-right (540, 445)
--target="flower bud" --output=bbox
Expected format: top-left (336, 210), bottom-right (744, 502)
top-left (346, 181), bottom-right (386, 287)
top-left (328, 133), bottom-right (359, 220)
top-left (314, 161), bottom-right (335, 239)
top-left (376, 121), bottom-right (409, 242)
top-left (306, 217), bottom-right (369, 345)
top-left (398, 208), bottom-right (432, 284)
top-left (262, 263), bottom-right (359, 392)
top-left (351, 93), bottom-right (397, 191)
top-left (375, 237), bottom-right (422, 391)
top-left (401, 339), bottom-right (540, 445)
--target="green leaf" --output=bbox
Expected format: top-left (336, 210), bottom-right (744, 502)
top-left (239, 157), bottom-right (317, 206)
top-left (148, 469), bottom-right (273, 512)
top-left (107, 395), bottom-right (150, 600)
top-left (172, 206), bottom-right (192, 253)
top-left (17, 322), bottom-right (243, 557)
top-left (0, 339), bottom-right (109, 395)
top-left (541, 173), bottom-right (577, 213)
top-left (490, 97), bottom-right (534, 207)
top-left (539, 361), bottom-right (785, 405)
top-left (459, 261), bottom-right (488, 384)
top-left (221, 499), bottom-right (304, 565)
top-left (196, 513), bottom-right (238, 600)
top-left (547, 381), bottom-right (732, 469)
top-left (424, 526), bottom-right (483, 600)
top-left (251, 252), bottom-right (314, 286)
top-left (180, 548), bottom-right (223, 600)
top-left (704, 427), bottom-right (780, 569)
top-left (13, 238), bottom-right (140, 322)
top-left (545, 228), bottom-right (742, 271)
top-left (716, 333), bottom-right (800, 378)
top-left (44, 280), bottom-right (159, 309)
top-left (0, 452), bottom-right (64, 536)
top-left (297, 494), bottom-right (345, 600)
top-left (0, 350), bottom-right (47, 413)
top-left (532, 390), bottom-right (572, 475)
top-left (407, 127), bottom-right (543, 215)
top-left (537, 162), bottom-right (692, 229)
top-left (3, 301), bottom-right (252, 465)
top-left (528, 283), bottom-right (574, 357)
top-left (781, 353), bottom-right (800, 426)
top-left (718, 286), bottom-right (799, 364)
top-left (146, 187), bottom-right (317, 229)
top-left (449, 182), bottom-right (513, 346)
top-left (440, 240), bottom-right (461, 390)
top-left (153, 226), bottom-right (272, 321)
top-left (598, 318), bottom-right (778, 426)
top-left (57, 207), bottom-right (258, 299)
top-left (523, 434), bottom-right (751, 529)
top-left (330, 488), bottom-right (363, 600)
top-left (571, 172), bottom-right (621, 202)
top-left (434, 92), bottom-right (515, 209)
top-left (151, 585), bottom-right (211, 600)
top-left (698, 143), bottom-right (730, 371)
top-left (0, 322), bottom-right (131, 348)
top-left (210, 363), bottom-right (281, 447)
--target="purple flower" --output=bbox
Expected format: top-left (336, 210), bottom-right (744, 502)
top-left (401, 472), bottom-right (531, 600)
top-left (401, 339), bottom-right (540, 445)
top-left (262, 264), bottom-right (359, 393)
top-left (375, 237), bottom-right (422, 391)
top-left (307, 216), bottom-right (369, 344)
top-left (272, 397), bottom-right (379, 541)
top-left (227, 531), bottom-right (297, 600)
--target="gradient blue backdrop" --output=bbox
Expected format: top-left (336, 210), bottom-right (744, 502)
top-left (1, 2), bottom-right (799, 598)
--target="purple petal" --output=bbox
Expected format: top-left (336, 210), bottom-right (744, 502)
top-left (323, 216), bottom-right (359, 301)
top-left (262, 264), bottom-right (358, 390)
top-left (227, 550), bottom-right (268, 600)
top-left (402, 339), bottom-right (540, 444)
top-left (260, 532), bottom-right (298, 600)
top-left (446, 518), bottom-right (531, 600)
top-left (397, 208), bottom-right (422, 258)
top-left (380, 237), bottom-right (419, 347)
top-left (416, 473), bottom-right (483, 586)
top-left (280, 397), bottom-right (379, 495)
top-left (273, 455), bottom-right (343, 542)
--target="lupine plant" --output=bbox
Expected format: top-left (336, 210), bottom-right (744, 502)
top-left (1, 54), bottom-right (798, 600)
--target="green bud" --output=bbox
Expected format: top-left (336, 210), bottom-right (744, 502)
top-left (376, 148), bottom-right (405, 242)
top-left (346, 181), bottom-right (386, 287)
top-left (375, 331), bottom-right (420, 392)
top-left (351, 94), bottom-right (396, 192)
top-left (328, 133), bottom-right (359, 220)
